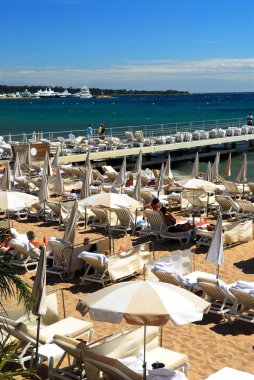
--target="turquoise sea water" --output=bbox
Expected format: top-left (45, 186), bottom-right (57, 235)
top-left (0, 92), bottom-right (254, 179)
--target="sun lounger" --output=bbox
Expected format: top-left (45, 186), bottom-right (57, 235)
top-left (223, 181), bottom-right (242, 199)
top-left (83, 326), bottom-right (189, 380)
top-left (236, 199), bottom-right (254, 218)
top-left (228, 286), bottom-right (254, 324)
top-left (215, 195), bottom-right (240, 218)
top-left (197, 278), bottom-right (235, 321)
top-left (47, 238), bottom-right (91, 279)
top-left (205, 367), bottom-right (254, 379)
top-left (90, 207), bottom-right (110, 230)
top-left (79, 242), bottom-right (152, 287)
top-left (111, 208), bottom-right (144, 235)
top-left (141, 210), bottom-right (190, 245)
top-left (8, 241), bottom-right (41, 272)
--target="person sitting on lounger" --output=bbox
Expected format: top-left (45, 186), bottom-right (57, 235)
top-left (146, 197), bottom-right (160, 211)
top-left (125, 173), bottom-right (134, 187)
top-left (27, 230), bottom-right (43, 249)
top-left (160, 207), bottom-right (191, 232)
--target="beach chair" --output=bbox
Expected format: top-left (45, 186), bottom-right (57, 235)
top-left (197, 278), bottom-right (235, 321)
top-left (45, 201), bottom-right (63, 224)
top-left (124, 131), bottom-right (138, 147)
top-left (142, 209), bottom-right (190, 245)
top-left (223, 181), bottom-right (242, 199)
top-left (204, 367), bottom-right (254, 380)
top-left (228, 287), bottom-right (254, 324)
top-left (134, 130), bottom-right (152, 146)
top-left (215, 195), bottom-right (240, 218)
top-left (104, 171), bottom-right (118, 182)
top-left (90, 207), bottom-right (110, 230)
top-left (235, 199), bottom-right (254, 218)
top-left (47, 238), bottom-right (91, 279)
top-left (111, 208), bottom-right (143, 235)
top-left (28, 202), bottom-right (53, 221)
top-left (83, 326), bottom-right (189, 380)
top-left (184, 192), bottom-right (206, 215)
top-left (92, 169), bottom-right (108, 184)
top-left (52, 334), bottom-right (88, 380)
top-left (79, 242), bottom-right (152, 287)
top-left (8, 241), bottom-right (40, 272)
top-left (140, 189), bottom-right (154, 206)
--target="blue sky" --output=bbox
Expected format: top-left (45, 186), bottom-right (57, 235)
top-left (0, 0), bottom-right (253, 92)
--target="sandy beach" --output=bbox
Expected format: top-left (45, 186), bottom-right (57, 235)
top-left (5, 215), bottom-right (254, 380)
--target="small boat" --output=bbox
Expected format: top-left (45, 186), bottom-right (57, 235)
top-left (73, 86), bottom-right (92, 99)
top-left (97, 91), bottom-right (112, 99)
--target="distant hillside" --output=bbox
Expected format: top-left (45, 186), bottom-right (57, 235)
top-left (0, 85), bottom-right (189, 95)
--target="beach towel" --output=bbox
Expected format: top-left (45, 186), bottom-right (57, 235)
top-left (147, 369), bottom-right (187, 380)
top-left (78, 251), bottom-right (108, 266)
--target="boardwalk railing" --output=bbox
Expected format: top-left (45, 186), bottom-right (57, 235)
top-left (3, 117), bottom-right (245, 143)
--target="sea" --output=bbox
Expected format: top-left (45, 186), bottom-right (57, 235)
top-left (0, 92), bottom-right (254, 179)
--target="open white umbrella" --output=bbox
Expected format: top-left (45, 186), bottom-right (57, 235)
top-left (224, 153), bottom-right (231, 177)
top-left (115, 156), bottom-right (126, 186)
top-left (134, 150), bottom-right (142, 174)
top-left (0, 191), bottom-right (38, 211)
top-left (206, 213), bottom-right (224, 279)
top-left (63, 200), bottom-right (78, 246)
top-left (164, 154), bottom-right (174, 180)
top-left (191, 152), bottom-right (199, 178)
top-left (176, 178), bottom-right (217, 193)
top-left (76, 281), bottom-right (210, 379)
top-left (31, 245), bottom-right (47, 365)
top-left (79, 193), bottom-right (141, 210)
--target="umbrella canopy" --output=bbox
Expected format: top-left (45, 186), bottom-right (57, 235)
top-left (13, 152), bottom-right (22, 178)
top-left (236, 153), bottom-right (247, 183)
top-left (38, 174), bottom-right (50, 203)
top-left (176, 178), bottom-right (217, 193)
top-left (43, 151), bottom-right (53, 177)
top-left (191, 152), bottom-right (199, 178)
top-left (0, 191), bottom-right (38, 211)
top-left (154, 163), bottom-right (164, 195)
top-left (206, 213), bottom-right (224, 278)
top-left (204, 161), bottom-right (212, 183)
top-left (53, 167), bottom-right (64, 195)
top-left (52, 146), bottom-right (60, 169)
top-left (0, 161), bottom-right (11, 191)
top-left (132, 173), bottom-right (141, 202)
top-left (79, 193), bottom-right (141, 209)
top-left (80, 169), bottom-right (91, 200)
top-left (115, 157), bottom-right (126, 186)
top-left (134, 150), bottom-right (142, 174)
top-left (76, 280), bottom-right (210, 326)
top-left (164, 154), bottom-right (174, 180)
top-left (224, 153), bottom-right (231, 177)
top-left (64, 200), bottom-right (78, 245)
top-left (211, 152), bottom-right (220, 181)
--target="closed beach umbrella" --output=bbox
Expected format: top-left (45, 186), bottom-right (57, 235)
top-left (64, 200), bottom-right (78, 246)
top-left (0, 161), bottom-right (11, 191)
top-left (154, 163), bottom-right (164, 196)
top-left (38, 174), bottom-right (50, 203)
top-left (211, 152), bottom-right (220, 181)
top-left (52, 146), bottom-right (60, 169)
top-left (191, 152), bottom-right (199, 178)
top-left (32, 131), bottom-right (37, 142)
top-left (26, 144), bottom-right (31, 169)
top-left (13, 151), bottom-right (22, 179)
top-left (0, 191), bottom-right (38, 211)
top-left (224, 153), bottom-right (231, 177)
top-left (43, 151), bottom-right (53, 177)
top-left (53, 167), bottom-right (64, 195)
top-left (31, 245), bottom-right (47, 364)
top-left (134, 150), bottom-right (142, 174)
top-left (164, 154), bottom-right (174, 180)
top-left (79, 193), bottom-right (141, 209)
top-left (84, 150), bottom-right (93, 184)
top-left (76, 281), bottom-right (210, 379)
top-left (115, 156), bottom-right (126, 186)
top-left (204, 161), bottom-right (212, 183)
top-left (80, 169), bottom-right (91, 200)
top-left (23, 133), bottom-right (27, 143)
top-left (206, 213), bottom-right (224, 279)
top-left (8, 133), bottom-right (12, 143)
top-left (236, 153), bottom-right (247, 197)
top-left (132, 173), bottom-right (141, 202)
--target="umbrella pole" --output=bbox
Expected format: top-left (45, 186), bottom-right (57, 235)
top-left (134, 208), bottom-right (138, 236)
top-left (216, 264), bottom-right (220, 280)
top-left (35, 316), bottom-right (41, 368)
top-left (143, 325), bottom-right (147, 380)
top-left (206, 193), bottom-right (210, 217)
top-left (243, 183), bottom-right (245, 199)
top-left (85, 206), bottom-right (87, 229)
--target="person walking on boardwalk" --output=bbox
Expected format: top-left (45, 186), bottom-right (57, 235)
top-left (247, 113), bottom-right (253, 126)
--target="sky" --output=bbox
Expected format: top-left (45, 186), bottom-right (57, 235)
top-left (0, 0), bottom-right (253, 92)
